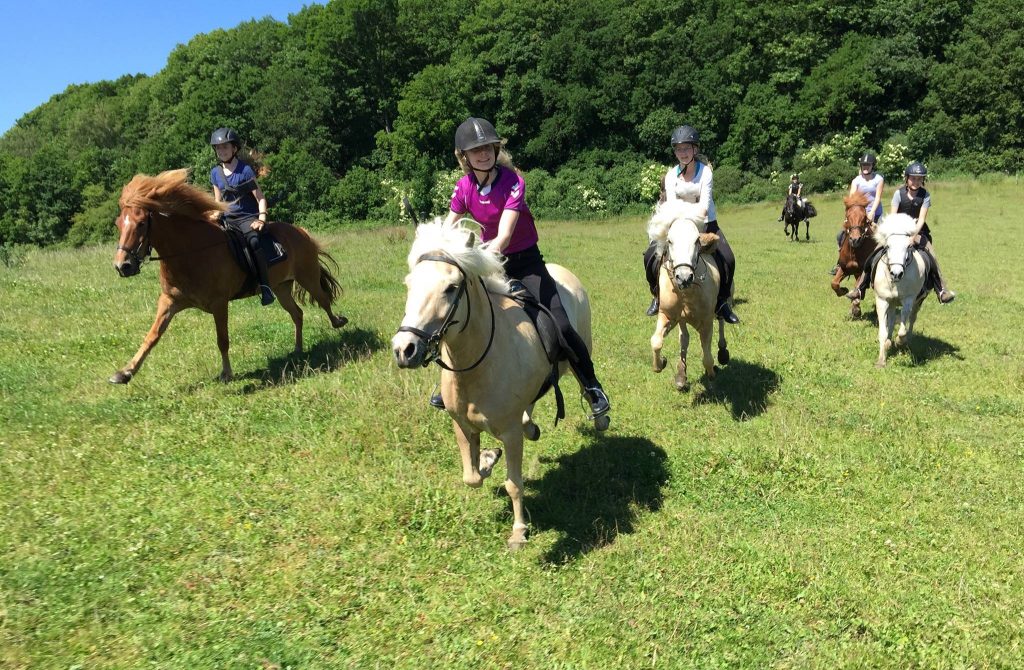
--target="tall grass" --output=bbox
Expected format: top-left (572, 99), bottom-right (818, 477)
top-left (1, 178), bottom-right (1022, 668)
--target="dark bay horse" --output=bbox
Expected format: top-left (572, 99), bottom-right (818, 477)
top-left (110, 169), bottom-right (347, 383)
top-left (782, 195), bottom-right (810, 242)
top-left (831, 191), bottom-right (878, 318)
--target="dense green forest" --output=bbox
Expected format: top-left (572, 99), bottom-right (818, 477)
top-left (0, 0), bottom-right (1020, 249)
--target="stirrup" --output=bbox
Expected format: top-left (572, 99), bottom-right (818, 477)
top-left (259, 285), bottom-right (275, 306)
top-left (583, 386), bottom-right (611, 418)
top-left (429, 393), bottom-right (445, 410)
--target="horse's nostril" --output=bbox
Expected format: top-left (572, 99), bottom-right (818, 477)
top-left (402, 343), bottom-right (416, 359)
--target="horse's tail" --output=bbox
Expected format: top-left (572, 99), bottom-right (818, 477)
top-left (293, 244), bottom-right (343, 306)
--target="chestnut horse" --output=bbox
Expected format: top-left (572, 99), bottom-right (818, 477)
top-left (391, 218), bottom-right (601, 550)
top-left (831, 191), bottom-right (878, 317)
top-left (110, 169), bottom-right (347, 384)
top-left (648, 200), bottom-right (730, 391)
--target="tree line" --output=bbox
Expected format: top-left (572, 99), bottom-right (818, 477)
top-left (0, 0), bottom-right (1020, 250)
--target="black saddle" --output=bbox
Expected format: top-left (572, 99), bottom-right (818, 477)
top-left (507, 280), bottom-right (574, 425)
top-left (222, 225), bottom-right (287, 299)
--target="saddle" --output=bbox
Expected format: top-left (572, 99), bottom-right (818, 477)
top-left (222, 225), bottom-right (288, 300)
top-left (507, 280), bottom-right (574, 425)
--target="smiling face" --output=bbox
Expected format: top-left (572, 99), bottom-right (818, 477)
top-left (213, 142), bottom-right (237, 164)
top-left (906, 174), bottom-right (924, 190)
top-left (673, 142), bottom-right (697, 166)
top-left (465, 145), bottom-right (497, 173)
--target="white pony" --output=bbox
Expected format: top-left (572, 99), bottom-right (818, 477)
top-left (391, 218), bottom-right (597, 549)
top-left (872, 213), bottom-right (929, 367)
top-left (647, 199), bottom-right (730, 390)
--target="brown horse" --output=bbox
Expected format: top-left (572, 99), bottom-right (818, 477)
top-left (831, 191), bottom-right (878, 317)
top-left (110, 169), bottom-right (347, 384)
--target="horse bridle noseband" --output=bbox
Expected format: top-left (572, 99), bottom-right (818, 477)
top-left (117, 211), bottom-right (154, 265)
top-left (396, 252), bottom-right (496, 372)
top-left (883, 233), bottom-right (915, 269)
top-left (665, 240), bottom-right (707, 286)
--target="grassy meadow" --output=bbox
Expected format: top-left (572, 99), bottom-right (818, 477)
top-left (2, 177), bottom-right (1023, 668)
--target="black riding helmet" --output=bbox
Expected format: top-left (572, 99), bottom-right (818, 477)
top-left (905, 161), bottom-right (928, 177)
top-left (455, 118), bottom-right (501, 152)
top-left (671, 125), bottom-right (700, 146)
top-left (858, 152), bottom-right (876, 167)
top-left (210, 127), bottom-right (240, 147)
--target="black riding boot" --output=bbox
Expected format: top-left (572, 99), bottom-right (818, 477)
top-left (252, 246), bottom-right (275, 306)
top-left (643, 242), bottom-right (661, 316)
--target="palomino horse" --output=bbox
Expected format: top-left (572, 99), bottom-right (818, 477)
top-left (831, 191), bottom-right (878, 318)
top-left (391, 218), bottom-right (600, 550)
top-left (110, 169), bottom-right (347, 383)
top-left (648, 200), bottom-right (730, 391)
top-left (871, 213), bottom-right (928, 367)
top-left (782, 194), bottom-right (810, 242)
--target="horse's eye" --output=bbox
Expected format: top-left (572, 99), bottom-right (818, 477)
top-left (444, 283), bottom-right (458, 295)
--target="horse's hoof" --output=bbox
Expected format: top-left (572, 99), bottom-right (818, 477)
top-left (108, 370), bottom-right (133, 384)
top-left (835, 286), bottom-right (848, 297)
top-left (593, 414), bottom-right (610, 432)
top-left (524, 423), bottom-right (541, 442)
top-left (875, 360), bottom-right (887, 368)
top-left (654, 356), bottom-right (667, 373)
top-left (717, 348), bottom-right (730, 366)
top-left (331, 315), bottom-right (348, 329)
top-left (479, 448), bottom-right (502, 479)
top-left (851, 304), bottom-right (862, 318)
top-left (507, 536), bottom-right (528, 551)
top-left (218, 372), bottom-right (233, 383)
top-left (674, 378), bottom-right (690, 392)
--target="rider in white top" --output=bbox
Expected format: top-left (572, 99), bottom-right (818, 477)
top-left (831, 153), bottom-right (884, 275)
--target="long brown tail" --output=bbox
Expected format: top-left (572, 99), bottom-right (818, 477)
top-left (293, 247), bottom-right (343, 305)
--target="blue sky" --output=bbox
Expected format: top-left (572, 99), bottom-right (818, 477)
top-left (0, 0), bottom-right (319, 134)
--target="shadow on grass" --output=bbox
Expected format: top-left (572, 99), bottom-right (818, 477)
top-left (506, 434), bottom-right (669, 564)
top-left (234, 326), bottom-right (385, 391)
top-left (691, 358), bottom-right (780, 420)
top-left (908, 333), bottom-right (963, 365)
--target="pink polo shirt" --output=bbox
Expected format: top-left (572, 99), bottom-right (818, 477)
top-left (450, 167), bottom-right (539, 254)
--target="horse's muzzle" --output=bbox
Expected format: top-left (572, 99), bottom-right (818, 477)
top-left (673, 270), bottom-right (694, 290)
top-left (392, 333), bottom-right (425, 369)
top-left (114, 260), bottom-right (139, 278)
top-left (890, 267), bottom-right (905, 281)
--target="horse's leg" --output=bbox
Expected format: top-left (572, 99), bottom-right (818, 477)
top-left (110, 293), bottom-right (183, 384)
top-left (895, 297), bottom-right (914, 347)
top-left (522, 406), bottom-right (540, 442)
top-left (875, 299), bottom-right (892, 368)
top-left (275, 280), bottom-right (304, 354)
top-left (805, 219), bottom-right (810, 241)
top-left (674, 324), bottom-right (690, 391)
top-left (832, 268), bottom-right (848, 296)
top-left (651, 312), bottom-right (675, 373)
top-left (298, 263), bottom-right (348, 329)
top-left (717, 315), bottom-right (730, 365)
top-left (212, 302), bottom-right (234, 382)
top-left (499, 428), bottom-right (528, 550)
top-left (453, 419), bottom-right (485, 488)
top-left (698, 320), bottom-right (715, 380)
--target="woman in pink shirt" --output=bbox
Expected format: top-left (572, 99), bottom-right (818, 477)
top-left (429, 117), bottom-right (611, 421)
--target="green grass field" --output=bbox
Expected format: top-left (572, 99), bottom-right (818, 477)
top-left (2, 177), bottom-right (1023, 668)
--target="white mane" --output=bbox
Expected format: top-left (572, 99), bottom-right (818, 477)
top-left (408, 217), bottom-right (512, 294)
top-left (875, 213), bottom-right (918, 244)
top-left (646, 199), bottom-right (706, 255)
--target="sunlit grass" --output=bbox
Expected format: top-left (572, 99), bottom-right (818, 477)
top-left (1, 178), bottom-right (1022, 668)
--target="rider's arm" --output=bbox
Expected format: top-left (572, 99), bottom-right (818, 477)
top-left (797, 184), bottom-right (802, 197)
top-left (489, 209), bottom-right (520, 254)
top-left (890, 189), bottom-right (901, 215)
top-left (252, 185), bottom-right (268, 230)
top-left (870, 178), bottom-right (884, 214)
top-left (443, 210), bottom-right (460, 226)
top-left (212, 185), bottom-right (222, 202)
top-left (848, 180), bottom-right (858, 196)
top-left (914, 204), bottom-right (929, 236)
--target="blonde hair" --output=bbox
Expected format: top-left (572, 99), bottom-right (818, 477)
top-left (454, 142), bottom-right (516, 175)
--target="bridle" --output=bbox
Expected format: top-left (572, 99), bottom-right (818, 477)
top-left (844, 206), bottom-right (871, 242)
top-left (882, 232), bottom-right (915, 271)
top-left (117, 211), bottom-right (153, 266)
top-left (664, 238), bottom-right (707, 287)
top-left (396, 252), bottom-right (496, 372)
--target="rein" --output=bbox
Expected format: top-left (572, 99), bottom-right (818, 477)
top-left (397, 252), bottom-right (497, 373)
top-left (117, 211), bottom-right (229, 264)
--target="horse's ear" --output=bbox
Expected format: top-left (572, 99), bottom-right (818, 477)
top-left (466, 232), bottom-right (476, 247)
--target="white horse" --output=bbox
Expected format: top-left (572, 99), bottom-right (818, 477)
top-left (391, 218), bottom-right (599, 549)
top-left (872, 213), bottom-right (928, 367)
top-left (647, 200), bottom-right (730, 390)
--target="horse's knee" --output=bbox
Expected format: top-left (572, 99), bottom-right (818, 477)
top-left (462, 473), bottom-right (483, 488)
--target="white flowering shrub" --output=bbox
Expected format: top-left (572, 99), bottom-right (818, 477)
top-left (799, 127), bottom-right (870, 168)
top-left (637, 162), bottom-right (665, 202)
top-left (430, 168), bottom-right (463, 216)
top-left (877, 142), bottom-right (911, 181)
top-left (575, 185), bottom-right (607, 213)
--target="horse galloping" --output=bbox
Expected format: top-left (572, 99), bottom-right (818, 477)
top-left (782, 194), bottom-right (810, 242)
top-left (871, 213), bottom-right (929, 367)
top-left (391, 218), bottom-right (600, 550)
top-left (110, 169), bottom-right (347, 383)
top-left (648, 200), bottom-right (730, 391)
top-left (832, 191), bottom-right (878, 318)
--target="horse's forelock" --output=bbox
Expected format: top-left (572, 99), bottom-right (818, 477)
top-left (409, 219), bottom-right (511, 293)
top-left (875, 213), bottom-right (917, 243)
top-left (647, 200), bottom-right (703, 253)
top-left (844, 191), bottom-right (870, 210)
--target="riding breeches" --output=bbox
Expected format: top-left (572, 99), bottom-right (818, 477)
top-left (643, 221), bottom-right (736, 309)
top-left (225, 213), bottom-right (263, 252)
top-left (503, 245), bottom-right (599, 386)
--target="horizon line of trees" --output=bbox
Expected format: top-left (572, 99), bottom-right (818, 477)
top-left (1, 0), bottom-right (1021, 250)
